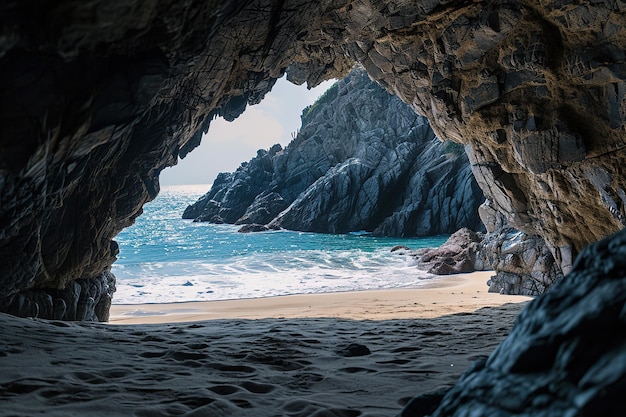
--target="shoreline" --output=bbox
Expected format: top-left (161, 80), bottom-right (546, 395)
top-left (109, 271), bottom-right (532, 324)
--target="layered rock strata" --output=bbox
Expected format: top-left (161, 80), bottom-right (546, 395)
top-left (0, 1), bottom-right (623, 323)
top-left (184, 69), bottom-right (484, 236)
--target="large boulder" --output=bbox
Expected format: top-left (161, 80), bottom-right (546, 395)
top-left (411, 228), bottom-right (484, 275)
top-left (401, 227), bottom-right (626, 416)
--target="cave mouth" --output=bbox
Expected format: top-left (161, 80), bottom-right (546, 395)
top-left (1, 1), bottom-right (625, 414)
top-left (1, 1), bottom-right (624, 324)
top-left (109, 71), bottom-right (464, 307)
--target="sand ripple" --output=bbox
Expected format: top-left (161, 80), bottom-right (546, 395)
top-left (0, 303), bottom-right (525, 416)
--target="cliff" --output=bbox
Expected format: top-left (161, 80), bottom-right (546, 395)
top-left (183, 69), bottom-right (485, 236)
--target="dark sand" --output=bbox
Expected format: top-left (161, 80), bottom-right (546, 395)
top-left (0, 298), bottom-right (527, 416)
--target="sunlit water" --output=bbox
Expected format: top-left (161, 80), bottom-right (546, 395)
top-left (111, 185), bottom-right (448, 304)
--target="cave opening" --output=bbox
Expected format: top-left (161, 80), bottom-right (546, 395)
top-left (1, 2), bottom-right (625, 415)
top-left (110, 71), bottom-right (464, 306)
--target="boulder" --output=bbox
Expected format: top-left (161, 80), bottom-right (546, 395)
top-left (411, 228), bottom-right (484, 275)
top-left (402, 228), bottom-right (626, 416)
top-left (237, 223), bottom-right (277, 233)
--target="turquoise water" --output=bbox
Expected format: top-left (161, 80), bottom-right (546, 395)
top-left (111, 185), bottom-right (448, 304)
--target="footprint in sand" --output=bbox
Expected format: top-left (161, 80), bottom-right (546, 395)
top-left (240, 381), bottom-right (277, 394)
top-left (208, 384), bottom-right (240, 395)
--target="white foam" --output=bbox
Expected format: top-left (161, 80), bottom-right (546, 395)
top-left (111, 186), bottom-right (447, 305)
top-left (113, 249), bottom-right (436, 304)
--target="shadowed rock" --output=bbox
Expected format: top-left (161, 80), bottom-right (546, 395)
top-left (400, 228), bottom-right (626, 416)
top-left (411, 228), bottom-right (483, 275)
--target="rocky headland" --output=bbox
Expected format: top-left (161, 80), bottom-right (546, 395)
top-left (183, 68), bottom-right (485, 237)
top-left (0, 1), bottom-right (625, 416)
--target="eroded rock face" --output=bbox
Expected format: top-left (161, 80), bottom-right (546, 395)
top-left (184, 69), bottom-right (484, 236)
top-left (411, 228), bottom-right (484, 275)
top-left (401, 227), bottom-right (626, 417)
top-left (409, 222), bottom-right (563, 295)
top-left (482, 226), bottom-right (564, 295)
top-left (0, 1), bottom-right (624, 320)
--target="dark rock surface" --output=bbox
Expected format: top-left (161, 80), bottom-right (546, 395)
top-left (185, 69), bottom-right (485, 236)
top-left (482, 227), bottom-right (564, 295)
top-left (411, 228), bottom-right (484, 275)
top-left (478, 199), bottom-right (564, 295)
top-left (398, 386), bottom-right (454, 417)
top-left (237, 223), bottom-right (277, 233)
top-left (402, 228), bottom-right (626, 417)
top-left (335, 343), bottom-right (372, 357)
top-left (411, 221), bottom-right (564, 295)
top-left (0, 0), bottom-right (623, 327)
top-left (0, 272), bottom-right (115, 321)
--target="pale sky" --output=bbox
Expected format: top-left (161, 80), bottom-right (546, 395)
top-left (160, 76), bottom-right (336, 186)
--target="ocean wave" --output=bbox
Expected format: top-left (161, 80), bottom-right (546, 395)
top-left (111, 186), bottom-right (447, 304)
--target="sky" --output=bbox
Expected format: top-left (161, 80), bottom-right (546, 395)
top-left (160, 76), bottom-right (336, 186)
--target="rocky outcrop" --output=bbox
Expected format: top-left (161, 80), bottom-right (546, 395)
top-left (409, 197), bottom-right (564, 294)
top-left (401, 227), bottom-right (626, 417)
top-left (184, 69), bottom-right (485, 236)
top-left (411, 228), bottom-right (484, 275)
top-left (183, 144), bottom-right (284, 224)
top-left (478, 199), bottom-right (564, 295)
top-left (411, 222), bottom-right (564, 295)
top-left (482, 227), bottom-right (564, 295)
top-left (0, 0), bottom-right (623, 326)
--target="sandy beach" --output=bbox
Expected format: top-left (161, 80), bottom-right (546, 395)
top-left (110, 271), bottom-right (529, 323)
top-left (0, 271), bottom-right (532, 416)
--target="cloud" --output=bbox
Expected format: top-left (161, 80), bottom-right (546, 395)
top-left (160, 76), bottom-right (336, 186)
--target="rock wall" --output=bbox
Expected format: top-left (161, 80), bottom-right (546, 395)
top-left (184, 68), bottom-right (485, 236)
top-left (478, 199), bottom-right (564, 295)
top-left (0, 1), bottom-right (624, 322)
top-left (481, 226), bottom-right (564, 295)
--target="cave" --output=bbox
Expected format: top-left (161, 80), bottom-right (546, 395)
top-left (1, 1), bottom-right (626, 414)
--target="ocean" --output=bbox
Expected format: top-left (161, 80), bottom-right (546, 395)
top-left (111, 185), bottom-right (448, 304)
